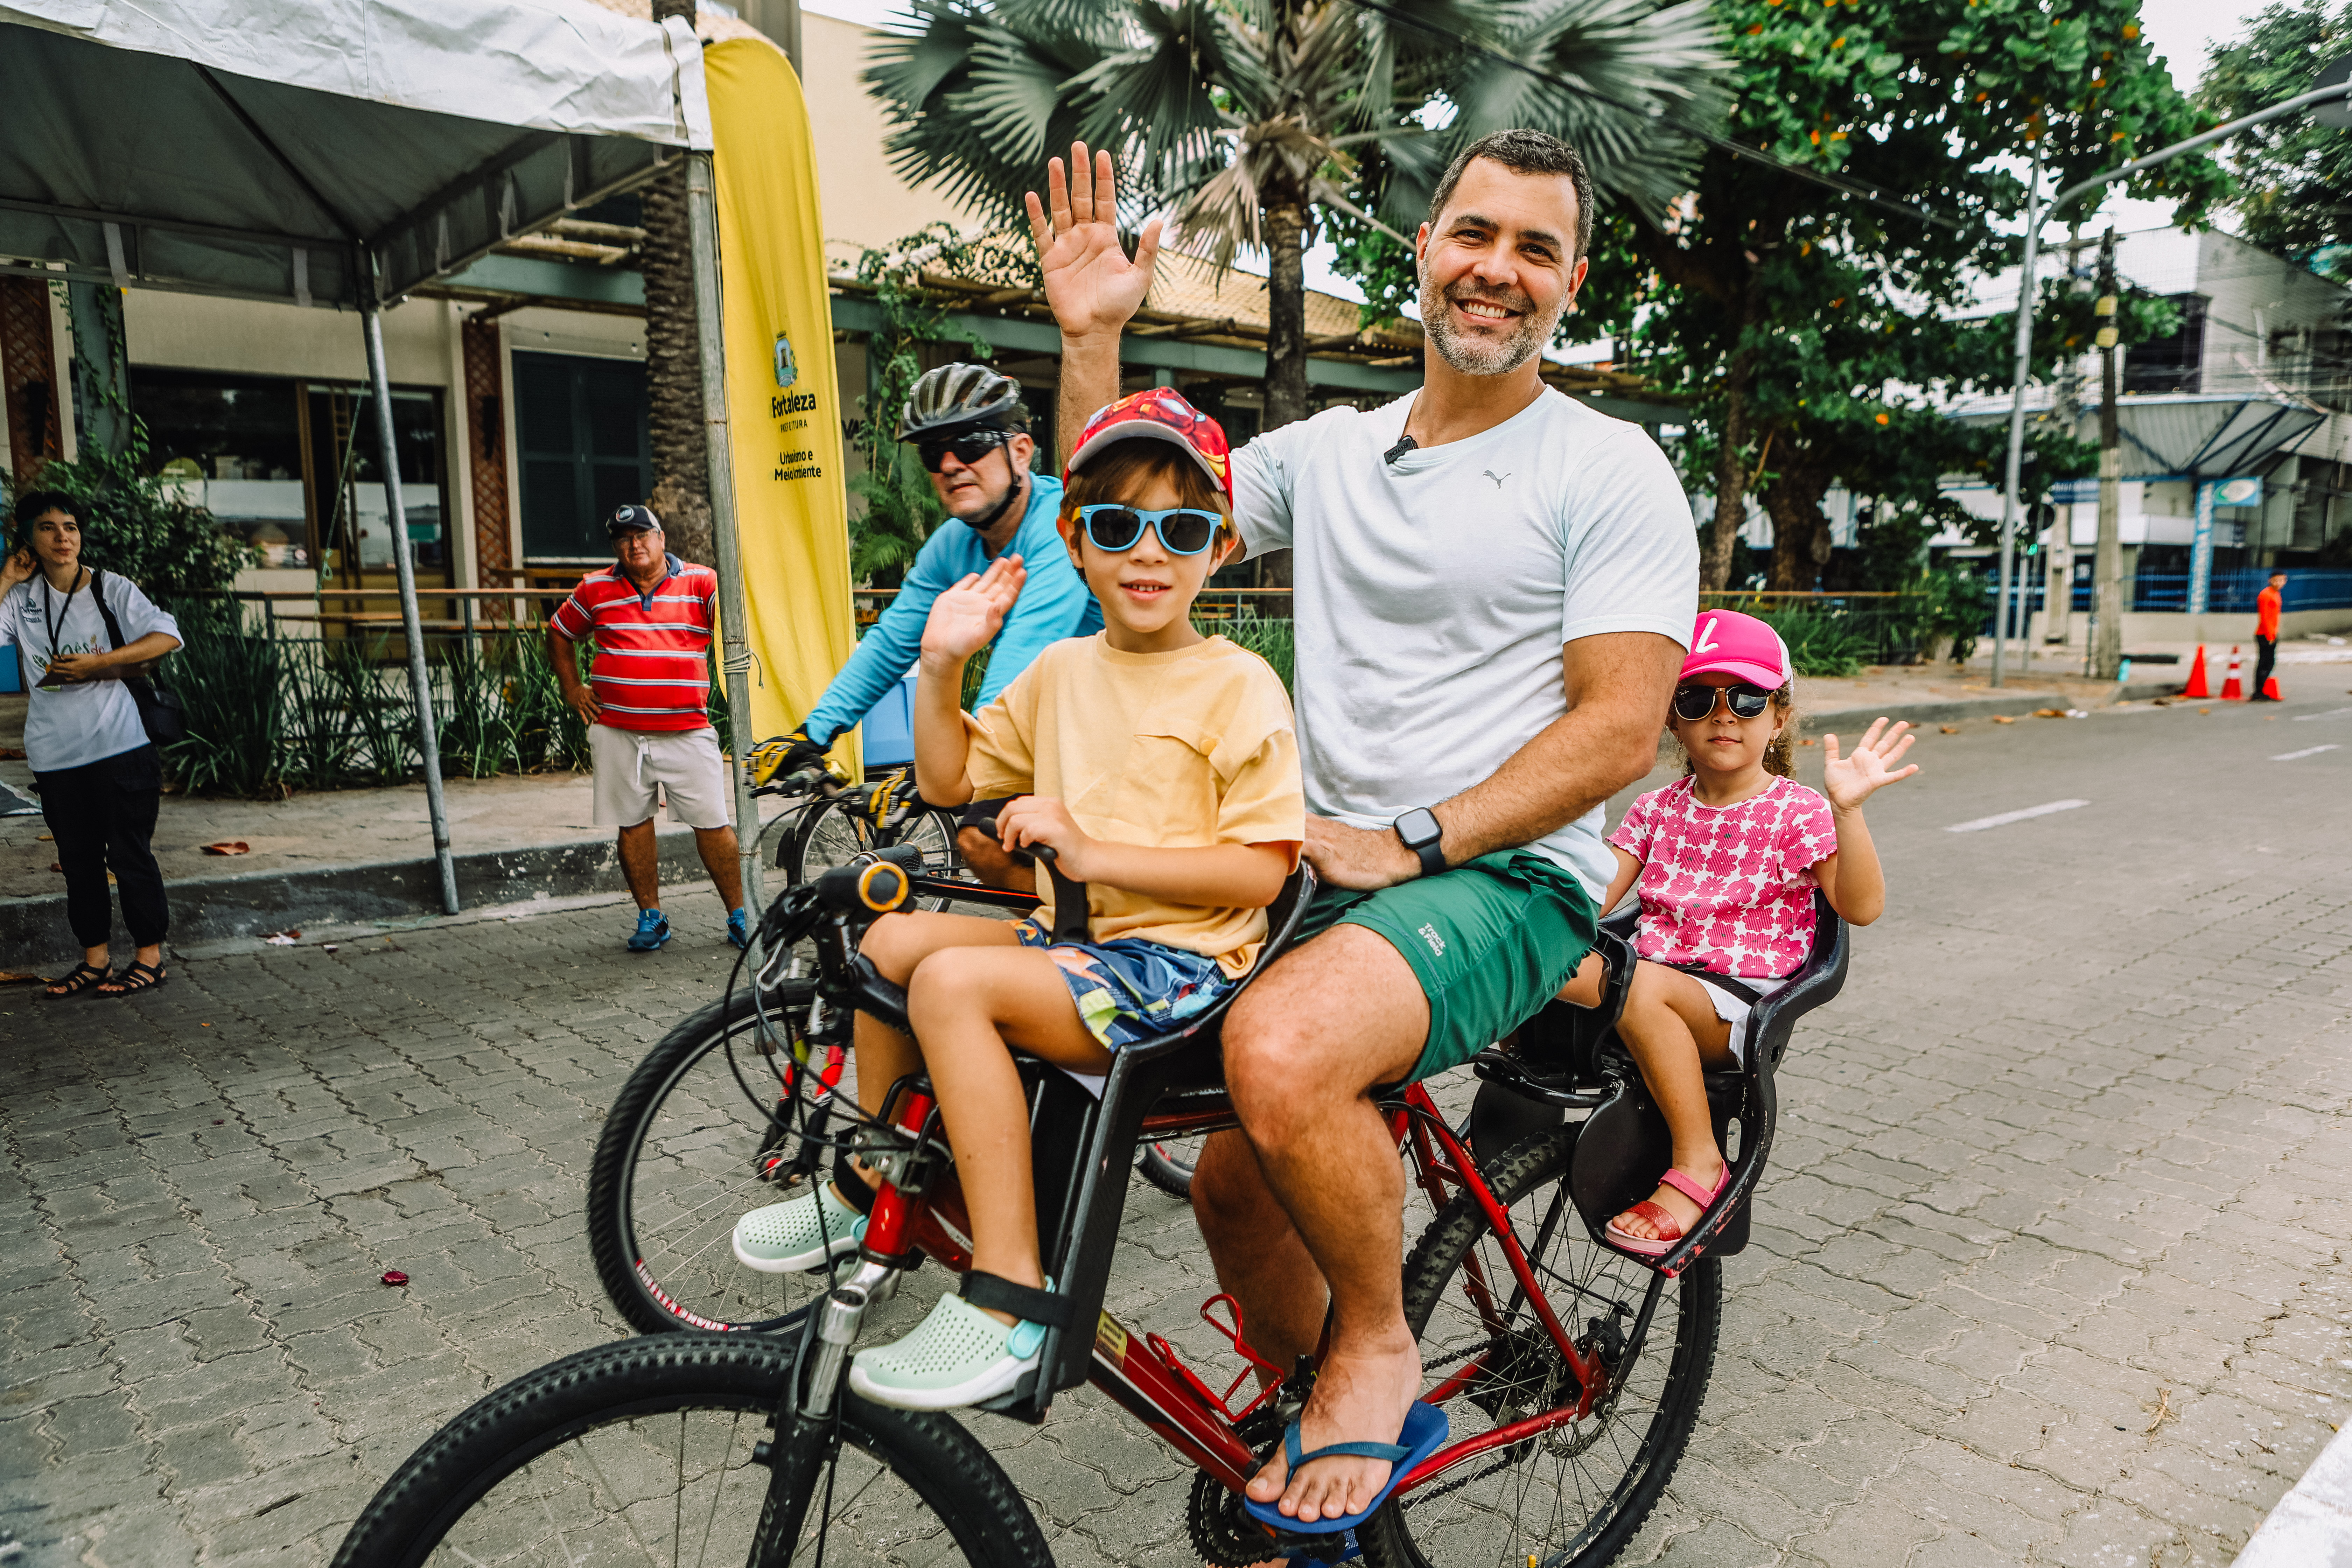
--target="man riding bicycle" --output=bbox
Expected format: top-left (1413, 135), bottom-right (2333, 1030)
top-left (755, 363), bottom-right (1100, 887)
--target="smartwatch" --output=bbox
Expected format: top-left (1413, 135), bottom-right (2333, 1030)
top-left (1393, 807), bottom-right (1446, 879)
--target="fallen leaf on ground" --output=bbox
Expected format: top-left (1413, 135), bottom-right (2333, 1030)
top-left (2200, 707), bottom-right (2213, 714)
top-left (1939, 725), bottom-right (1959, 734)
top-left (48, 861), bottom-right (61, 872)
top-left (0, 971), bottom-right (40, 986)
top-left (382, 1270), bottom-right (409, 1287)
top-left (1992, 715), bottom-right (2016, 724)
top-left (1798, 738), bottom-right (1818, 747)
top-left (261, 931), bottom-right (301, 945)
top-left (36, 833), bottom-right (51, 841)
top-left (201, 841), bottom-right (250, 856)
top-left (2033, 708), bottom-right (2065, 718)
top-left (0, 748), bottom-right (22, 760)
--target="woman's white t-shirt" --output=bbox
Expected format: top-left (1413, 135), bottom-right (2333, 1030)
top-left (0, 570), bottom-right (181, 771)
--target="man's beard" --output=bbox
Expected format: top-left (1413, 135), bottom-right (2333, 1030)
top-left (1420, 275), bottom-right (1561, 377)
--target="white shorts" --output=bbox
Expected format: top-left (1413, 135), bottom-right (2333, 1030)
top-left (590, 723), bottom-right (731, 830)
top-left (1685, 971), bottom-right (1794, 1063)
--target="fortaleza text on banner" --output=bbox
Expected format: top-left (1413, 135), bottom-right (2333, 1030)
top-left (704, 36), bottom-right (860, 776)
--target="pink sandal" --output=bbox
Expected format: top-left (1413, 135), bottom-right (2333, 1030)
top-left (1605, 1166), bottom-right (1731, 1258)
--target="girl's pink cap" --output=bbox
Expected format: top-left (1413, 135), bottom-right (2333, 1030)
top-left (1681, 609), bottom-right (1791, 688)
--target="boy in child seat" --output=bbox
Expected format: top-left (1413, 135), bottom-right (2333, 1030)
top-left (732, 389), bottom-right (1304, 1410)
top-left (1558, 608), bottom-right (1916, 1255)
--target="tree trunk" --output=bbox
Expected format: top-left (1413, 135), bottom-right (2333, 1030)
top-left (1254, 199), bottom-right (1309, 589)
top-left (1704, 353), bottom-right (1753, 592)
top-left (639, 0), bottom-right (714, 565)
top-left (1762, 451), bottom-right (1834, 592)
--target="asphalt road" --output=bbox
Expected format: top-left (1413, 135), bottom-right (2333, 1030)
top-left (4, 690), bottom-right (2350, 1567)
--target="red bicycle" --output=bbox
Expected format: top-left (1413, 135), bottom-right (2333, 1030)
top-left (333, 846), bottom-right (1847, 1568)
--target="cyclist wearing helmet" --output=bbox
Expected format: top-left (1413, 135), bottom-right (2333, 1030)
top-left (757, 364), bottom-right (1100, 883)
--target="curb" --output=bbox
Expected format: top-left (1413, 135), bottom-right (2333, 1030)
top-left (2233, 1423), bottom-right (2352, 1566)
top-left (2, 827), bottom-right (714, 971)
top-left (1805, 678), bottom-right (2182, 730)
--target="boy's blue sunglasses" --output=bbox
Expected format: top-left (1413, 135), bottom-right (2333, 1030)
top-left (1075, 503), bottom-right (1224, 557)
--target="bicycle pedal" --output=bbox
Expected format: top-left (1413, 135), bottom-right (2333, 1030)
top-left (1268, 1526), bottom-right (1359, 1563)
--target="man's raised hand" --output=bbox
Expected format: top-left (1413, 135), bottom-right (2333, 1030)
top-left (1026, 142), bottom-right (1161, 342)
top-left (922, 554), bottom-right (1026, 667)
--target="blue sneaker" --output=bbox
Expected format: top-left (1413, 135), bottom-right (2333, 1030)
top-left (628, 909), bottom-right (671, 952)
top-left (728, 907), bottom-right (750, 951)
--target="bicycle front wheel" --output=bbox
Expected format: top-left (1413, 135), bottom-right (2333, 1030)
top-left (330, 1333), bottom-right (1051, 1568)
top-left (1361, 1124), bottom-right (1720, 1568)
top-left (788, 795), bottom-right (963, 911)
top-left (588, 980), bottom-right (853, 1335)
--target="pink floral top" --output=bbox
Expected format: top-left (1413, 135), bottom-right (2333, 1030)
top-left (1608, 776), bottom-right (1839, 979)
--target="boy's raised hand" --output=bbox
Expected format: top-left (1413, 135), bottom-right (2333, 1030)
top-left (1821, 718), bottom-right (1919, 811)
top-left (922, 554), bottom-right (1026, 667)
top-left (1027, 142), bottom-right (1161, 341)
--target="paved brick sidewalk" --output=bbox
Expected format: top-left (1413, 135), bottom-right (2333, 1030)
top-left (4, 695), bottom-right (2350, 1566)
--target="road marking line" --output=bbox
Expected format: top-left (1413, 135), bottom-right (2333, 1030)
top-left (1945, 799), bottom-right (2091, 833)
top-left (2292, 706), bottom-right (2352, 721)
top-left (2272, 745), bottom-right (2341, 761)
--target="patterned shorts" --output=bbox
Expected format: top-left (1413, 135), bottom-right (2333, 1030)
top-left (1010, 920), bottom-right (1235, 1051)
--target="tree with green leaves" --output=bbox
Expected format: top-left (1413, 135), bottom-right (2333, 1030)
top-left (863, 0), bottom-right (1726, 436)
top-left (2200, 0), bottom-right (2352, 278)
top-left (1332, 0), bottom-right (2223, 590)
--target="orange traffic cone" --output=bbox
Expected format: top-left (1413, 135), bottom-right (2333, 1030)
top-left (2220, 645), bottom-right (2245, 701)
top-left (2262, 674), bottom-right (2283, 700)
top-left (2182, 644), bottom-right (2211, 698)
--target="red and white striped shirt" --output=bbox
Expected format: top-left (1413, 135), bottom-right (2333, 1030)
top-left (551, 555), bottom-right (718, 732)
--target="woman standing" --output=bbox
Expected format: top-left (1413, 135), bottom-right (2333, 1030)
top-left (0, 490), bottom-right (182, 996)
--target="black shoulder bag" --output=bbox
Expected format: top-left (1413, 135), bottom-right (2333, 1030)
top-left (87, 569), bottom-right (188, 746)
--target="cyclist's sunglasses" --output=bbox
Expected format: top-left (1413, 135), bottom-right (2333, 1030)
top-left (1075, 503), bottom-right (1225, 556)
top-left (916, 430), bottom-right (1008, 472)
top-left (1672, 682), bottom-right (1776, 721)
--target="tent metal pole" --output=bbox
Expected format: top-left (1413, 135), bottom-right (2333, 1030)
top-left (361, 289), bottom-right (461, 916)
top-left (683, 149), bottom-right (764, 917)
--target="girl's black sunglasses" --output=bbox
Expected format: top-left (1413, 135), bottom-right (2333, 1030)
top-left (1672, 682), bottom-right (1774, 721)
top-left (916, 430), bottom-right (1008, 472)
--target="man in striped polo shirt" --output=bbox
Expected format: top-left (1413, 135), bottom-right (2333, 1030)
top-left (549, 504), bottom-right (748, 952)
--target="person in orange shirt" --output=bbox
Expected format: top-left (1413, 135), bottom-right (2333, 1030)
top-left (2252, 569), bottom-right (2286, 702)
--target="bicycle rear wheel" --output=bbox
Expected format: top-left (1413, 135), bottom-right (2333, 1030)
top-left (587, 980), bottom-right (853, 1335)
top-left (1361, 1124), bottom-right (1720, 1568)
top-left (329, 1333), bottom-right (1050, 1568)
top-left (1137, 1136), bottom-right (1203, 1199)
top-left (788, 794), bottom-right (963, 911)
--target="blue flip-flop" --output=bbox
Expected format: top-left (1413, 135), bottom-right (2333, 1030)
top-left (1244, 1400), bottom-right (1449, 1536)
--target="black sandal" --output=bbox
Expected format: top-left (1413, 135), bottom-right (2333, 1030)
top-left (96, 961), bottom-right (167, 997)
top-left (43, 962), bottom-right (111, 999)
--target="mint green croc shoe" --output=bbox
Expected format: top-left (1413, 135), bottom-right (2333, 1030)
top-left (732, 1183), bottom-right (867, 1274)
top-left (848, 1274), bottom-right (1058, 1412)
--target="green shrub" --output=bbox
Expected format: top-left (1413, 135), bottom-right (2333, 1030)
top-left (1210, 605), bottom-right (1295, 692)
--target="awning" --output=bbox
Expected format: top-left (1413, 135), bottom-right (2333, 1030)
top-left (1947, 390), bottom-right (2328, 481)
top-left (0, 0), bottom-right (710, 309)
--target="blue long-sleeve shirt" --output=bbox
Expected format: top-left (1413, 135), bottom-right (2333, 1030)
top-left (804, 473), bottom-right (1101, 744)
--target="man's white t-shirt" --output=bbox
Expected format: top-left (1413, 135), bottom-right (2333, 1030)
top-left (1232, 388), bottom-right (1698, 898)
top-left (0, 570), bottom-right (181, 772)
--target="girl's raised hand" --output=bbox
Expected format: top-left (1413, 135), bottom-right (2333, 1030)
top-left (1821, 718), bottom-right (1919, 812)
top-left (921, 554), bottom-right (1026, 665)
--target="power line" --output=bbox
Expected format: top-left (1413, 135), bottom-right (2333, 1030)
top-left (1336, 0), bottom-right (1964, 231)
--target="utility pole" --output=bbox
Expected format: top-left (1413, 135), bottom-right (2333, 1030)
top-left (2092, 227), bottom-right (2124, 681)
top-left (2045, 227), bottom-right (2085, 653)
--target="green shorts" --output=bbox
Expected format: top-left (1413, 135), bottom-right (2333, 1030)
top-left (1297, 850), bottom-right (1598, 1084)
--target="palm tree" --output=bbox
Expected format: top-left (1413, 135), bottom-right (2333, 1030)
top-left (639, 0), bottom-right (714, 566)
top-left (865, 0), bottom-right (1727, 434)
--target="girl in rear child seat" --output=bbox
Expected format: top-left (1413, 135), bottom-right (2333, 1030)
top-left (1557, 608), bottom-right (1917, 1256)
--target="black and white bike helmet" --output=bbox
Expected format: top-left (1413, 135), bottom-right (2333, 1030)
top-left (895, 363), bottom-right (1028, 441)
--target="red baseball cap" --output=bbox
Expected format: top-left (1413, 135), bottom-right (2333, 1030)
top-left (1066, 388), bottom-right (1233, 502)
top-left (1682, 609), bottom-right (1792, 688)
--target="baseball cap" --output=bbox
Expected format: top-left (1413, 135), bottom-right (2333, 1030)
top-left (607, 504), bottom-right (662, 535)
top-left (1682, 609), bottom-right (1792, 688)
top-left (1066, 388), bottom-right (1233, 502)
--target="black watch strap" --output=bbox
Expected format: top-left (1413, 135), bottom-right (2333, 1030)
top-left (1393, 808), bottom-right (1446, 879)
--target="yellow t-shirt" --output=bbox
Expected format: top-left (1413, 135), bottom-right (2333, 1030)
top-left (965, 633), bottom-right (1306, 977)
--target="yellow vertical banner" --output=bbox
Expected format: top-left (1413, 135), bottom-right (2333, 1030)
top-left (703, 38), bottom-right (859, 774)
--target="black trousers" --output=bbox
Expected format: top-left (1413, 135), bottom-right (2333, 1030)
top-left (35, 743), bottom-right (168, 949)
top-left (2254, 635), bottom-right (2278, 696)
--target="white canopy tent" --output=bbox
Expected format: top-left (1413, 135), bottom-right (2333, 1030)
top-left (0, 0), bottom-right (725, 913)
